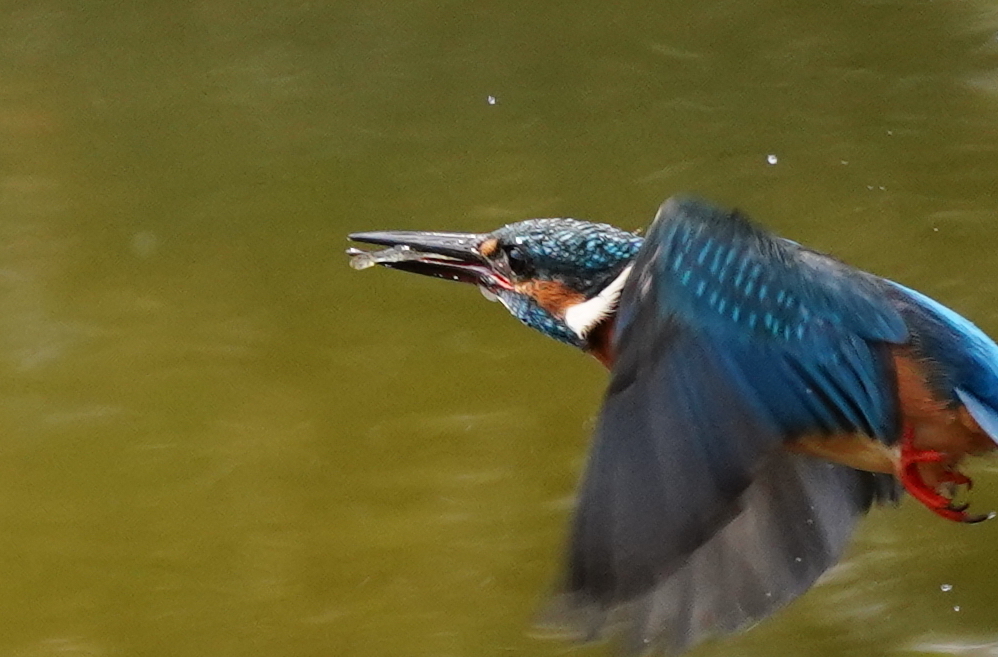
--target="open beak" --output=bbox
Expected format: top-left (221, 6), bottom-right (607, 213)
top-left (347, 230), bottom-right (513, 293)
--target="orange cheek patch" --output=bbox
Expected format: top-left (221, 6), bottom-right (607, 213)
top-left (515, 280), bottom-right (585, 318)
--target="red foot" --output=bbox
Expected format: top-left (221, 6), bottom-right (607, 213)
top-left (899, 427), bottom-right (986, 524)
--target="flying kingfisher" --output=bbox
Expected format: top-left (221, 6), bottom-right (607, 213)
top-left (347, 196), bottom-right (998, 655)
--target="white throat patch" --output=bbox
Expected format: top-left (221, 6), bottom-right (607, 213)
top-left (564, 265), bottom-right (633, 339)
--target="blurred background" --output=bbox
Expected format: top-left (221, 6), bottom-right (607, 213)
top-left (1, 1), bottom-right (998, 655)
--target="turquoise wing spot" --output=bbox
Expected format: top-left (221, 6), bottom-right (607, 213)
top-left (709, 247), bottom-right (725, 274)
top-left (696, 239), bottom-right (714, 265)
top-left (734, 253), bottom-right (752, 287)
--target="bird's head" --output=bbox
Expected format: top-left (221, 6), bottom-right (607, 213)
top-left (348, 218), bottom-right (644, 349)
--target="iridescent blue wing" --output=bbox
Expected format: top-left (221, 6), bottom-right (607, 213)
top-left (615, 196), bottom-right (908, 441)
top-left (555, 197), bottom-right (907, 651)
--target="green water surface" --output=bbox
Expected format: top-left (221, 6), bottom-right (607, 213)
top-left (0, 1), bottom-right (997, 656)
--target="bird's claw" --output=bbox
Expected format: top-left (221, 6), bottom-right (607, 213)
top-left (944, 471), bottom-right (973, 490)
top-left (899, 435), bottom-right (986, 523)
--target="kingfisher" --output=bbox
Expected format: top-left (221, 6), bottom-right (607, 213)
top-left (347, 196), bottom-right (998, 655)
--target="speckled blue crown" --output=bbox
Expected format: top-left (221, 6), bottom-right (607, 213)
top-left (494, 218), bottom-right (643, 290)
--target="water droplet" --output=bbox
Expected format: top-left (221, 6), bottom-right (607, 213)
top-left (940, 584), bottom-right (953, 592)
top-left (766, 154), bottom-right (778, 165)
top-left (131, 231), bottom-right (158, 259)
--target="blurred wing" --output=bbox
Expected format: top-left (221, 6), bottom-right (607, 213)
top-left (552, 197), bottom-right (907, 650)
top-left (542, 453), bottom-right (898, 655)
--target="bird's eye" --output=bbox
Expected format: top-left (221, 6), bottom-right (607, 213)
top-left (505, 246), bottom-right (532, 277)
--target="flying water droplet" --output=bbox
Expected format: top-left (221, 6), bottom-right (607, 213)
top-left (131, 231), bottom-right (158, 258)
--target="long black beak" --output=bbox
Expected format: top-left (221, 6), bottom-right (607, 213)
top-left (347, 230), bottom-right (512, 291)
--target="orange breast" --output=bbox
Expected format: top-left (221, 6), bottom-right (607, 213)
top-left (893, 348), bottom-right (995, 459)
top-left (792, 347), bottom-right (995, 474)
top-left (788, 434), bottom-right (897, 473)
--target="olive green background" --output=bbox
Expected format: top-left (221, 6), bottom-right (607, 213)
top-left (0, 1), bottom-right (997, 656)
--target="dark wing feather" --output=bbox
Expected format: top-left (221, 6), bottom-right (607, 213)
top-left (551, 197), bottom-right (907, 652)
top-left (542, 453), bottom-right (898, 655)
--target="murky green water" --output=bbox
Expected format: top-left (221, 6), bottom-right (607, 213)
top-left (1, 1), bottom-right (998, 655)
